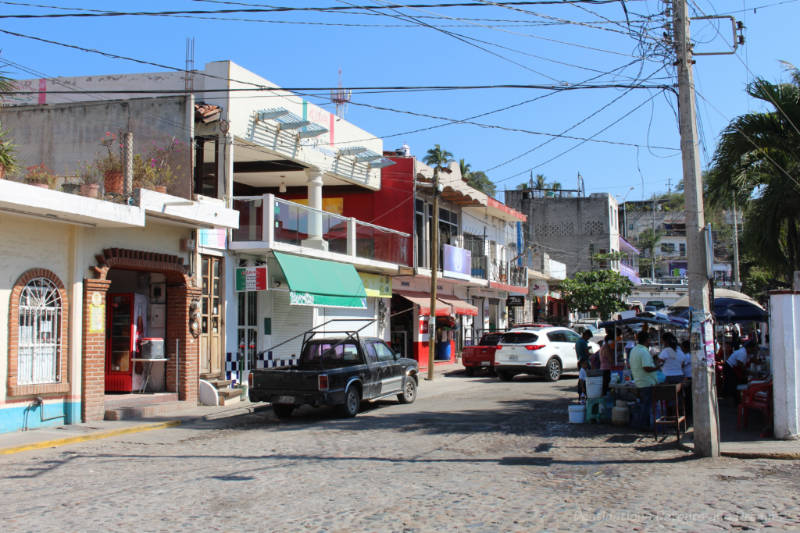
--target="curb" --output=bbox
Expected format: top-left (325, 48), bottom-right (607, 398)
top-left (721, 450), bottom-right (800, 460)
top-left (0, 420), bottom-right (182, 456)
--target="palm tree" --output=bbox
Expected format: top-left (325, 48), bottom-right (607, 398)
top-left (534, 173), bottom-right (546, 197)
top-left (551, 181), bottom-right (562, 198)
top-left (424, 144), bottom-right (454, 171)
top-left (705, 71), bottom-right (800, 281)
top-left (459, 158), bottom-right (471, 181)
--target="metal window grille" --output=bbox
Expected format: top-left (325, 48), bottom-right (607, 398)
top-left (17, 277), bottom-right (61, 385)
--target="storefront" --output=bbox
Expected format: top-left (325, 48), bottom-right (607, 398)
top-left (228, 251), bottom-right (380, 383)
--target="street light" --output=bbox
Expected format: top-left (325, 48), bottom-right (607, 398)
top-left (620, 186), bottom-right (635, 239)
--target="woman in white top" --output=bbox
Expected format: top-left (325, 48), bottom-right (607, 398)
top-left (658, 333), bottom-right (683, 384)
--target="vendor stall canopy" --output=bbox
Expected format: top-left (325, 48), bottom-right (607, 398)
top-left (668, 288), bottom-right (767, 323)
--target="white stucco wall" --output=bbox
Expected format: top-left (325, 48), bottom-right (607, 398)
top-left (769, 292), bottom-right (800, 439)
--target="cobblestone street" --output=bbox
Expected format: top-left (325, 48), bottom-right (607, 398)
top-left (2, 372), bottom-right (799, 532)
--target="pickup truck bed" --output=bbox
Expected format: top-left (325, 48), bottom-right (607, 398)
top-left (462, 332), bottom-right (503, 376)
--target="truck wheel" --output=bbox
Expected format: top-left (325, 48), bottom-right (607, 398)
top-left (338, 386), bottom-right (361, 418)
top-left (273, 404), bottom-right (294, 419)
top-left (397, 377), bottom-right (417, 404)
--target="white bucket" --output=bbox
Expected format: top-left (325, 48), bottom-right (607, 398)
top-left (568, 404), bottom-right (585, 423)
top-left (586, 376), bottom-right (604, 398)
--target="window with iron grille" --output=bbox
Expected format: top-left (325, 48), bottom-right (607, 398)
top-left (17, 277), bottom-right (62, 385)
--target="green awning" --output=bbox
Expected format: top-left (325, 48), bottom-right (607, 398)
top-left (273, 251), bottom-right (367, 309)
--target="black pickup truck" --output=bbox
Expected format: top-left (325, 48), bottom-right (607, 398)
top-left (248, 333), bottom-right (419, 418)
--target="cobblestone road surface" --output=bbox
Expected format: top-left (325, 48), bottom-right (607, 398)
top-left (2, 372), bottom-right (799, 532)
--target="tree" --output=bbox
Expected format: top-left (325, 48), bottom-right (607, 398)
top-left (424, 144), bottom-right (454, 170)
top-left (467, 170), bottom-right (495, 196)
top-left (705, 70), bottom-right (800, 283)
top-left (459, 158), bottom-right (471, 180)
top-left (551, 181), bottom-right (562, 197)
top-left (560, 270), bottom-right (633, 320)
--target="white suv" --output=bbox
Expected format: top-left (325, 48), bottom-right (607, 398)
top-left (494, 327), bottom-right (600, 382)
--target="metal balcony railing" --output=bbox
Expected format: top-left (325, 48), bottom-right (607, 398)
top-left (232, 195), bottom-right (411, 267)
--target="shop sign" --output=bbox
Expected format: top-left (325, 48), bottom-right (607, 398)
top-left (359, 272), bottom-right (391, 298)
top-left (197, 228), bottom-right (227, 250)
top-left (442, 244), bottom-right (471, 280)
top-left (507, 295), bottom-right (525, 307)
top-left (236, 266), bottom-right (267, 291)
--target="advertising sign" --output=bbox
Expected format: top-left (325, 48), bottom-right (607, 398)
top-left (236, 266), bottom-right (268, 291)
top-left (443, 244), bottom-right (471, 280)
top-left (359, 272), bottom-right (391, 298)
top-left (197, 228), bottom-right (227, 250)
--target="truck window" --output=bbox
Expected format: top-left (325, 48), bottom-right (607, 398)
top-left (372, 341), bottom-right (395, 362)
top-left (479, 333), bottom-right (503, 346)
top-left (301, 342), bottom-right (363, 367)
top-left (363, 342), bottom-right (378, 363)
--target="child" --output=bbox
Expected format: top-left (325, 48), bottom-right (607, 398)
top-left (577, 359), bottom-right (589, 404)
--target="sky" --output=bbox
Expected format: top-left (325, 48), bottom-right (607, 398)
top-left (0, 0), bottom-right (797, 203)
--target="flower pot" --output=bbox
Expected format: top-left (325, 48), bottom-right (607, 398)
top-left (104, 170), bottom-right (124, 195)
top-left (80, 183), bottom-right (100, 198)
top-left (154, 185), bottom-right (167, 194)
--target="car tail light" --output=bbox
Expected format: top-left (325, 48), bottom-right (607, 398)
top-left (318, 374), bottom-right (329, 391)
top-left (248, 372), bottom-right (254, 387)
top-left (526, 345), bottom-right (546, 351)
top-left (495, 345), bottom-right (502, 350)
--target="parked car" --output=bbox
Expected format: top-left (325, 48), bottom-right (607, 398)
top-left (248, 333), bottom-right (419, 419)
top-left (461, 332), bottom-right (503, 376)
top-left (572, 322), bottom-right (606, 344)
top-left (493, 327), bottom-right (600, 382)
top-left (645, 300), bottom-right (666, 310)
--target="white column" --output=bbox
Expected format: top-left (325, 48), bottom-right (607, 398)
top-left (769, 291), bottom-right (800, 439)
top-left (301, 166), bottom-right (328, 251)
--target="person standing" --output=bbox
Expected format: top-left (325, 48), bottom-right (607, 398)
top-left (658, 333), bottom-right (683, 384)
top-left (598, 334), bottom-right (615, 395)
top-left (629, 330), bottom-right (659, 429)
top-left (575, 329), bottom-right (592, 367)
top-left (724, 340), bottom-right (756, 405)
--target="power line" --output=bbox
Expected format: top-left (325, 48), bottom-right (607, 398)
top-left (0, 1), bottom-right (648, 19)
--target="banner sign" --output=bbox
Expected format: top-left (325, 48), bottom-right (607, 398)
top-left (443, 244), bottom-right (471, 280)
top-left (359, 272), bottom-right (391, 298)
top-left (236, 266), bottom-right (267, 291)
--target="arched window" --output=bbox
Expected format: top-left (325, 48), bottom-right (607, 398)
top-left (18, 277), bottom-right (62, 385)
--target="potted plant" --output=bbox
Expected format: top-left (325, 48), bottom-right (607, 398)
top-left (78, 162), bottom-right (102, 198)
top-left (0, 123), bottom-right (17, 179)
top-left (134, 137), bottom-right (184, 193)
top-left (96, 131), bottom-right (124, 195)
top-left (23, 163), bottom-right (58, 189)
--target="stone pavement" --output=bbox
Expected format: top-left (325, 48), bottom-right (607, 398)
top-left (0, 363), bottom-right (466, 456)
top-left (1, 368), bottom-right (799, 532)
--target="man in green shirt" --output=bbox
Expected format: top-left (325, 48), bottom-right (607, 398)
top-left (629, 330), bottom-right (659, 429)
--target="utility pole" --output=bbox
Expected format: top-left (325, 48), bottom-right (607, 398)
top-left (674, 0), bottom-right (720, 457)
top-left (428, 169), bottom-right (440, 381)
top-left (651, 193), bottom-right (657, 280)
top-left (732, 194), bottom-right (741, 288)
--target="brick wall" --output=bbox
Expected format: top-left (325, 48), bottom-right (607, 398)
top-left (165, 285), bottom-right (201, 402)
top-left (82, 279), bottom-right (111, 421)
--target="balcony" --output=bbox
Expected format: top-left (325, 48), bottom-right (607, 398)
top-left (232, 194), bottom-right (411, 268)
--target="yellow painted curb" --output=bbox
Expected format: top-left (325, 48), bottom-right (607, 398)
top-left (0, 420), bottom-right (182, 456)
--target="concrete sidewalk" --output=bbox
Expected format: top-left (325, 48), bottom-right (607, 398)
top-left (0, 363), bottom-right (462, 456)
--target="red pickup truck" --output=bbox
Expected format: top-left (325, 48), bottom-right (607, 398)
top-left (462, 332), bottom-right (504, 376)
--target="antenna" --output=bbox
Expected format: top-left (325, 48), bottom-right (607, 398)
top-left (184, 37), bottom-right (195, 94)
top-left (330, 68), bottom-right (351, 119)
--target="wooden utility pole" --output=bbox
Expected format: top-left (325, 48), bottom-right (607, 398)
top-left (674, 0), bottom-right (720, 457)
top-left (428, 168), bottom-right (440, 381)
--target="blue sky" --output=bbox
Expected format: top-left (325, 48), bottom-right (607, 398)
top-left (0, 1), bottom-right (797, 202)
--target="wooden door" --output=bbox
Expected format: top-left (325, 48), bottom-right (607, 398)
top-left (200, 255), bottom-right (222, 376)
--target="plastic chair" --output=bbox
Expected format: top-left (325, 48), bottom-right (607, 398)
top-left (585, 397), bottom-right (603, 423)
top-left (738, 381), bottom-right (772, 436)
top-left (653, 383), bottom-right (687, 442)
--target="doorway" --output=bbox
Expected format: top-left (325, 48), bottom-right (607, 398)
top-left (200, 255), bottom-right (222, 376)
top-left (237, 290), bottom-right (258, 377)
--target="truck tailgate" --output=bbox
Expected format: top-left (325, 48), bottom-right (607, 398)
top-left (251, 368), bottom-right (321, 393)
